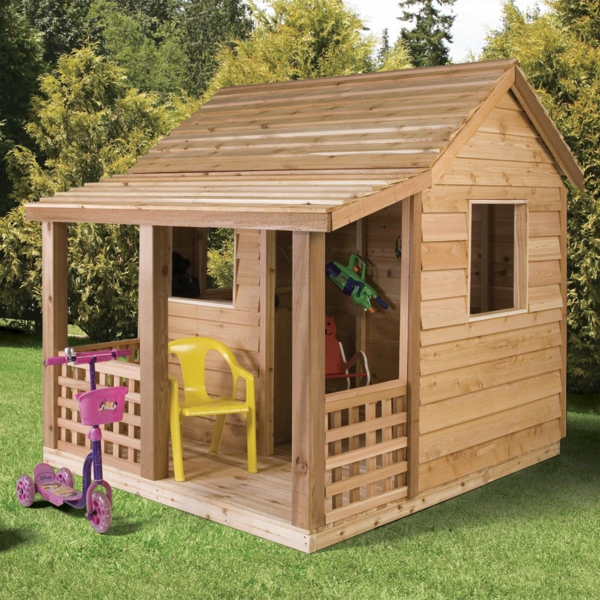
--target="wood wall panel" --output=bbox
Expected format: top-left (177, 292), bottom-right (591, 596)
top-left (418, 418), bottom-right (561, 491)
top-left (168, 229), bottom-right (263, 453)
top-left (420, 395), bottom-right (561, 463)
top-left (417, 94), bottom-right (566, 497)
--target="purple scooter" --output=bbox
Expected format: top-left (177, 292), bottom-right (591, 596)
top-left (16, 347), bottom-right (130, 533)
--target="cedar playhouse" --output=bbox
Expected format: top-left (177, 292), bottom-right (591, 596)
top-left (26, 59), bottom-right (584, 552)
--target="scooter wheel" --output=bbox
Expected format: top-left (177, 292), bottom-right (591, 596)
top-left (16, 474), bottom-right (35, 507)
top-left (89, 491), bottom-right (112, 534)
top-left (56, 467), bottom-right (74, 488)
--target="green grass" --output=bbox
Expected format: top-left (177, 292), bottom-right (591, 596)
top-left (1, 329), bottom-right (600, 600)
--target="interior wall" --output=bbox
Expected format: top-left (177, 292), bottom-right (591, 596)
top-left (168, 229), bottom-right (263, 453)
top-left (365, 202), bottom-right (403, 384)
top-left (418, 91), bottom-right (565, 494)
top-left (324, 205), bottom-right (403, 388)
top-left (273, 231), bottom-right (292, 445)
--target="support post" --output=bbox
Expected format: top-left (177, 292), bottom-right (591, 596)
top-left (258, 229), bottom-right (276, 456)
top-left (559, 185), bottom-right (568, 438)
top-left (42, 221), bottom-right (68, 449)
top-left (139, 225), bottom-right (171, 480)
top-left (355, 219), bottom-right (367, 353)
top-left (406, 194), bottom-right (422, 498)
top-left (291, 231), bottom-right (325, 531)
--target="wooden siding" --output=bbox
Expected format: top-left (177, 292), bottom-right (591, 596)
top-left (417, 95), bottom-right (565, 493)
top-left (168, 229), bottom-right (264, 453)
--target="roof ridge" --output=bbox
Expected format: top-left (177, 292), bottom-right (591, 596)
top-left (216, 59), bottom-right (518, 95)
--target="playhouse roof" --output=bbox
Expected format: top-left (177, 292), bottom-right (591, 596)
top-left (26, 59), bottom-right (583, 232)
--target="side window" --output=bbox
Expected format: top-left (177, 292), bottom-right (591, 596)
top-left (469, 201), bottom-right (527, 318)
top-left (171, 227), bottom-right (235, 304)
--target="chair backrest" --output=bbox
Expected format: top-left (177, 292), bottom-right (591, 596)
top-left (325, 316), bottom-right (345, 375)
top-left (168, 336), bottom-right (238, 404)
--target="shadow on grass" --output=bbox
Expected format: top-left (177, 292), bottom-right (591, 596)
top-left (0, 330), bottom-right (42, 349)
top-left (28, 502), bottom-right (142, 535)
top-left (0, 529), bottom-right (35, 552)
top-left (106, 517), bottom-right (144, 536)
top-left (323, 412), bottom-right (600, 552)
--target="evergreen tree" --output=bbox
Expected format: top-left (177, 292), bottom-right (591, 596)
top-left (18, 0), bottom-right (94, 64)
top-left (398, 0), bottom-right (456, 67)
top-left (483, 1), bottom-right (600, 392)
top-left (377, 28), bottom-right (390, 67)
top-left (0, 0), bottom-right (44, 215)
top-left (206, 0), bottom-right (405, 92)
top-left (183, 0), bottom-right (252, 95)
top-left (0, 46), bottom-right (195, 340)
top-left (88, 0), bottom-right (188, 96)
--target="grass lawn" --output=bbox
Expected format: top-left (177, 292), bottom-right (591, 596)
top-left (1, 329), bottom-right (599, 600)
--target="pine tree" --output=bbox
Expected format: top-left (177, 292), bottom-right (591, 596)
top-left (0, 46), bottom-right (195, 340)
top-left (183, 0), bottom-right (253, 95)
top-left (377, 28), bottom-right (390, 67)
top-left (398, 0), bottom-right (456, 67)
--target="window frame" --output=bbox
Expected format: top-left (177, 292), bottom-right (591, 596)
top-left (169, 226), bottom-right (237, 308)
top-left (467, 199), bottom-right (529, 322)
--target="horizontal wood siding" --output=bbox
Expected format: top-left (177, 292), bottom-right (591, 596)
top-left (418, 94), bottom-right (565, 494)
top-left (168, 229), bottom-right (262, 452)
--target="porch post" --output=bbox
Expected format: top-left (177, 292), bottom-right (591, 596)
top-left (406, 194), bottom-right (422, 499)
top-left (291, 231), bottom-right (326, 531)
top-left (42, 221), bottom-right (68, 449)
top-left (139, 225), bottom-right (171, 480)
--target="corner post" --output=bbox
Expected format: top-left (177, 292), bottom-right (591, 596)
top-left (42, 221), bottom-right (68, 449)
top-left (559, 185), bottom-right (568, 438)
top-left (406, 194), bottom-right (422, 498)
top-left (291, 231), bottom-right (325, 531)
top-left (139, 225), bottom-right (171, 480)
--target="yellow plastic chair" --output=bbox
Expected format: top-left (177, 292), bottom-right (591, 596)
top-left (168, 336), bottom-right (258, 482)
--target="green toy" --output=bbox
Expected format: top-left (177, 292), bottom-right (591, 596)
top-left (326, 254), bottom-right (388, 313)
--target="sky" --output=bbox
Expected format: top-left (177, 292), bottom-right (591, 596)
top-left (351, 0), bottom-right (547, 63)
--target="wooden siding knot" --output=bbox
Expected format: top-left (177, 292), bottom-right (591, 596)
top-left (295, 456), bottom-right (308, 474)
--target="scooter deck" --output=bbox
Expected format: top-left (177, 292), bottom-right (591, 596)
top-left (34, 464), bottom-right (82, 507)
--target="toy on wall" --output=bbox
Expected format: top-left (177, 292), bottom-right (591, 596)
top-left (16, 347), bottom-right (130, 533)
top-left (326, 254), bottom-right (388, 313)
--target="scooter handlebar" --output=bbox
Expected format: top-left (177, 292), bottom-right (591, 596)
top-left (44, 348), bottom-right (131, 367)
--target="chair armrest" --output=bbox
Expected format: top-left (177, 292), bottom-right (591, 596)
top-left (343, 351), bottom-right (370, 386)
top-left (343, 352), bottom-right (362, 371)
top-left (231, 365), bottom-right (255, 407)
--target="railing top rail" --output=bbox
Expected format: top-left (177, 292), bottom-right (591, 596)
top-left (71, 338), bottom-right (140, 353)
top-left (325, 379), bottom-right (407, 414)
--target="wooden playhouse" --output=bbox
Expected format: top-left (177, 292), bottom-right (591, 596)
top-left (26, 59), bottom-right (583, 552)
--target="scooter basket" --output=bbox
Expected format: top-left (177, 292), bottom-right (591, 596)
top-left (75, 387), bottom-right (128, 426)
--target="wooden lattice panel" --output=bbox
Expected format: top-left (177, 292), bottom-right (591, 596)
top-left (56, 339), bottom-right (142, 474)
top-left (325, 380), bottom-right (408, 525)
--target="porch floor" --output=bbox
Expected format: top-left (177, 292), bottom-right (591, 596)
top-left (170, 440), bottom-right (293, 524)
top-left (43, 440), bottom-right (313, 551)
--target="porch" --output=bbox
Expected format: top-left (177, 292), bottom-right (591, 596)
top-left (46, 332), bottom-right (410, 550)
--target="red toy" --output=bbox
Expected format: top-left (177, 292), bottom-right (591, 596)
top-left (325, 316), bottom-right (370, 388)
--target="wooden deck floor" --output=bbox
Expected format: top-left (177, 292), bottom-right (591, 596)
top-left (172, 440), bottom-right (293, 524)
top-left (43, 440), bottom-right (312, 551)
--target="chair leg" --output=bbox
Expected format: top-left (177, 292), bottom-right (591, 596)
top-left (210, 415), bottom-right (226, 455)
top-left (246, 408), bottom-right (258, 474)
top-left (170, 413), bottom-right (185, 482)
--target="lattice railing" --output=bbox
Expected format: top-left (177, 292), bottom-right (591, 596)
top-left (56, 339), bottom-right (142, 474)
top-left (325, 380), bottom-right (408, 525)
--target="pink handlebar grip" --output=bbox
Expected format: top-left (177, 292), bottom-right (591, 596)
top-left (44, 356), bottom-right (67, 366)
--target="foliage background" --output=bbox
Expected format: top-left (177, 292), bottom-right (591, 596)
top-left (1, 0), bottom-right (599, 392)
